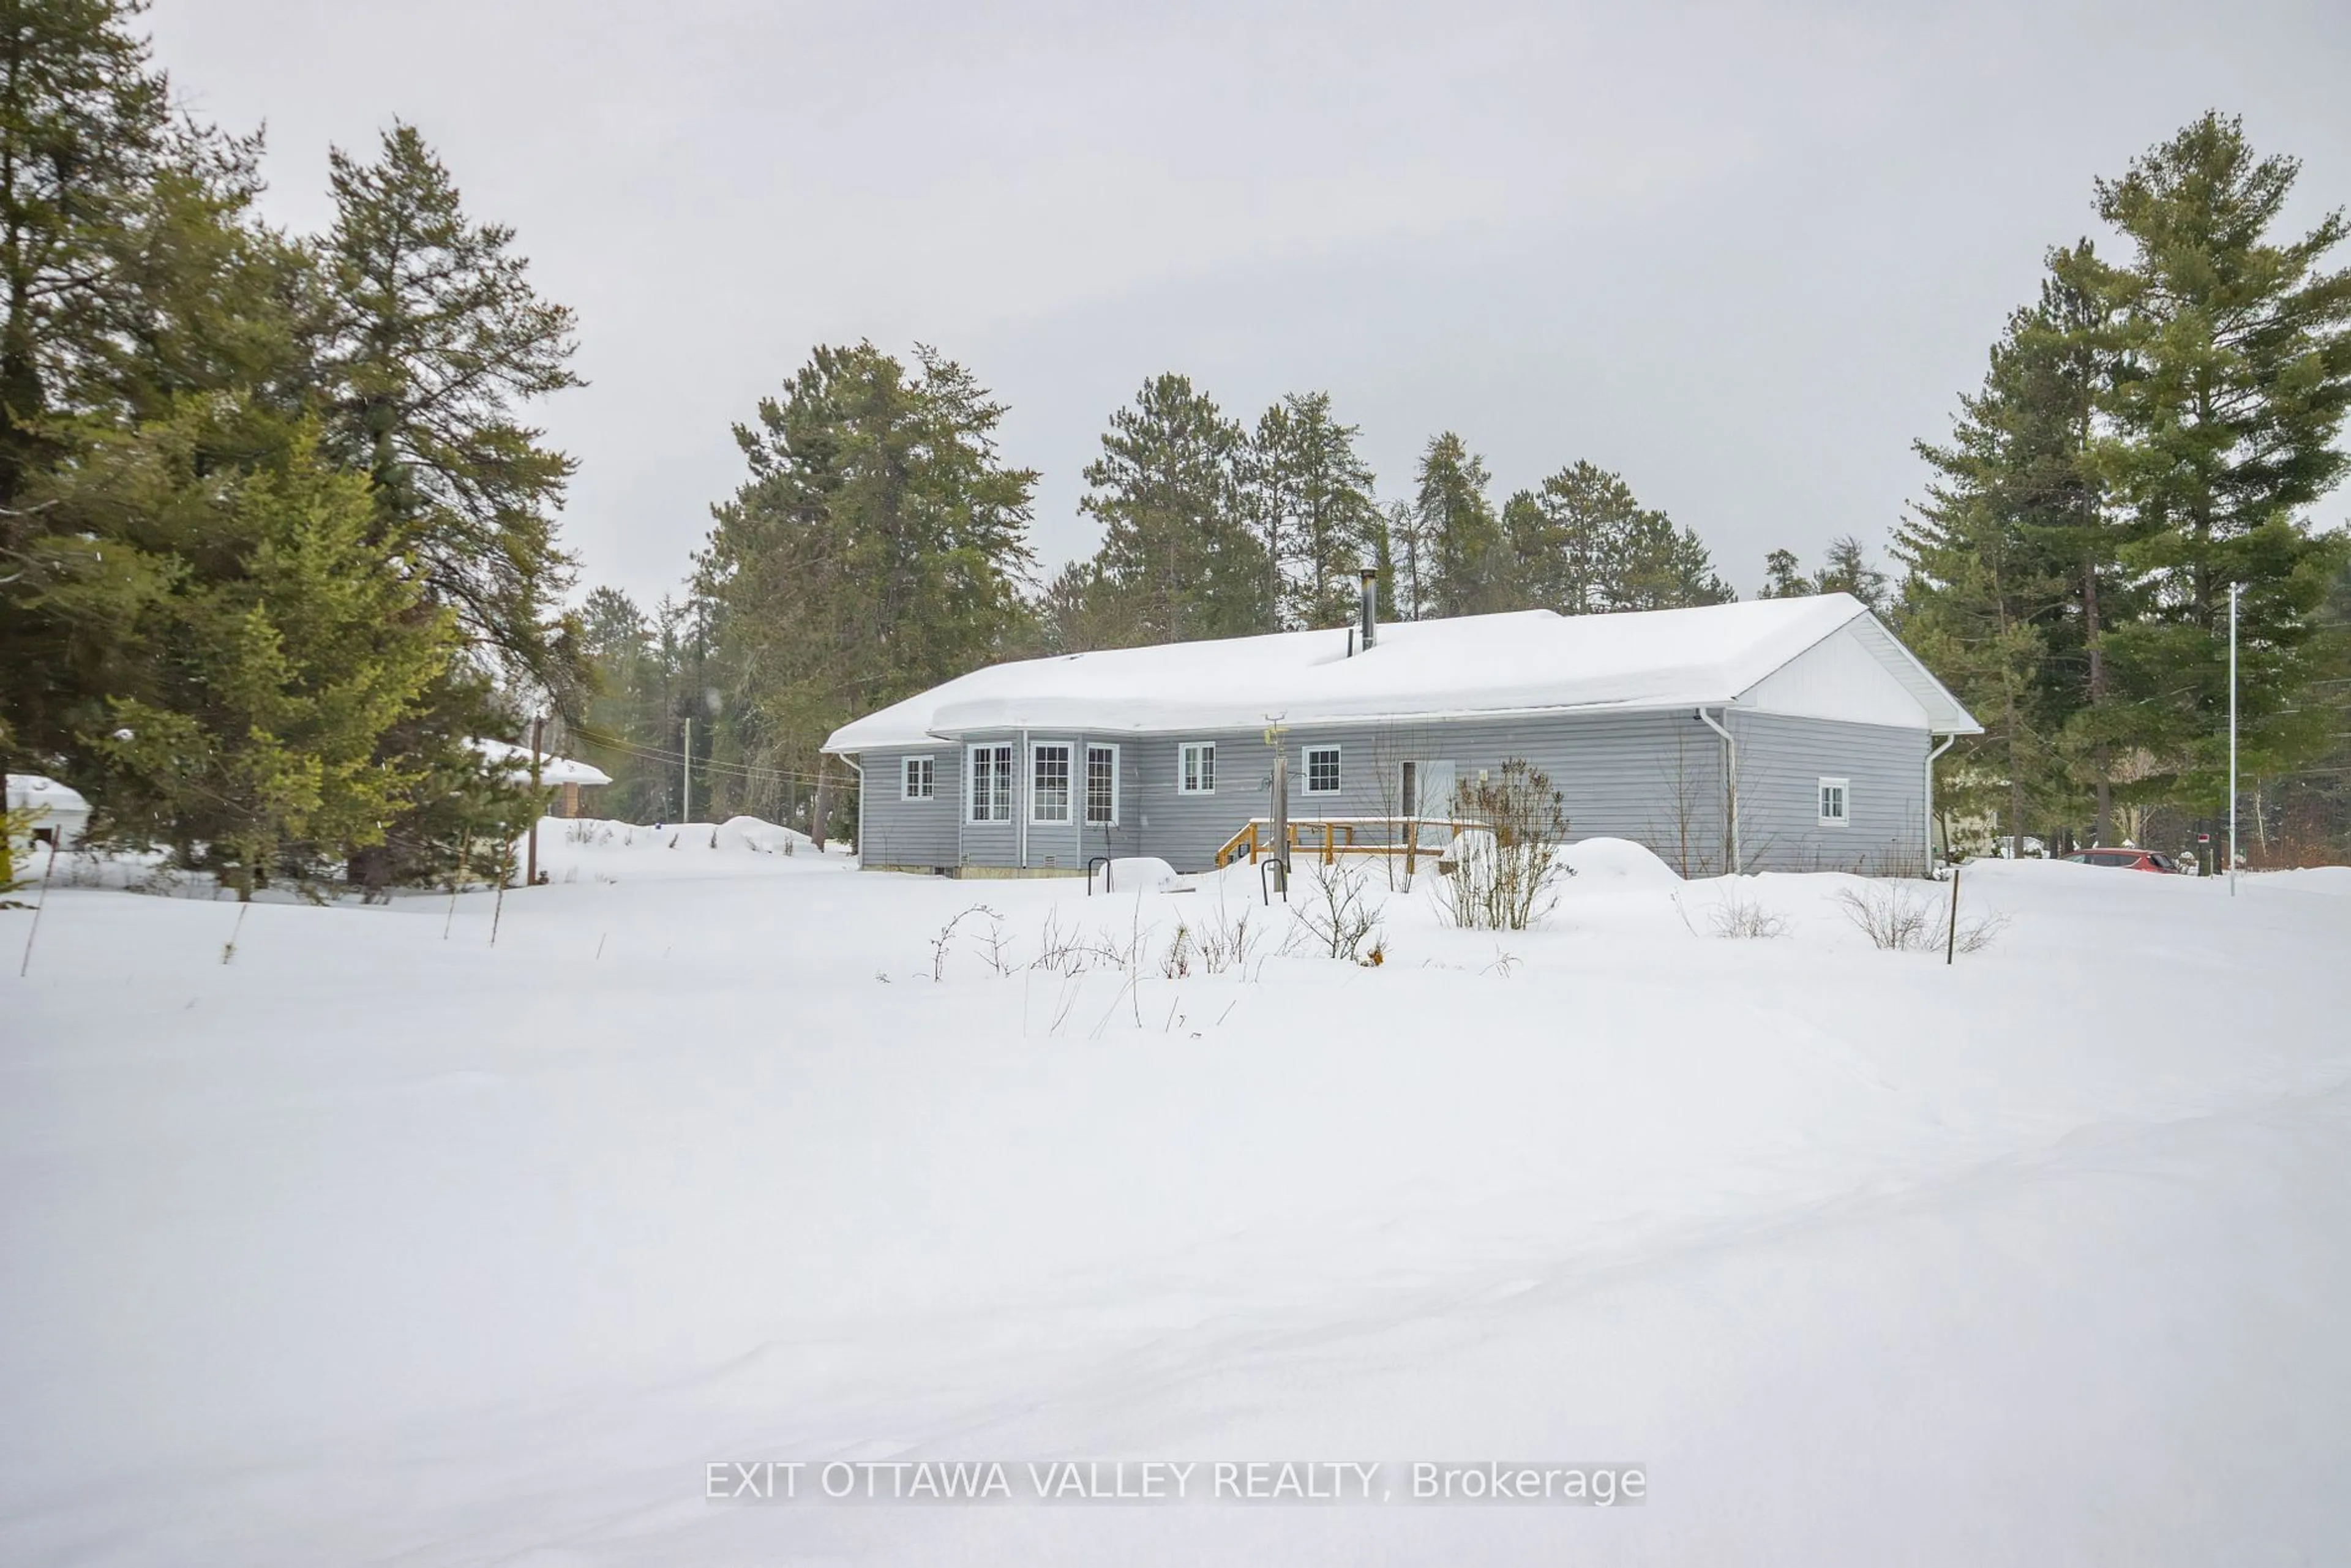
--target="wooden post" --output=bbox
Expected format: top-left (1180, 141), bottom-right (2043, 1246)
top-left (810, 756), bottom-right (831, 852)
top-left (527, 713), bottom-right (544, 887)
top-left (17, 837), bottom-right (61, 977)
top-left (1945, 861), bottom-right (1960, 966)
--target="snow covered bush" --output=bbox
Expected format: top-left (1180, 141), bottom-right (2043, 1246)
top-left (1438, 759), bottom-right (1572, 931)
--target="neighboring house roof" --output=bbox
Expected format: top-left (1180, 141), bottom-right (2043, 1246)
top-left (471, 738), bottom-right (615, 789)
top-left (6, 774), bottom-right (91, 818)
top-left (825, 595), bottom-right (1981, 754)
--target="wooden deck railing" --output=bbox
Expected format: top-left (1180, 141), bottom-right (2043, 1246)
top-left (1212, 816), bottom-right (1488, 873)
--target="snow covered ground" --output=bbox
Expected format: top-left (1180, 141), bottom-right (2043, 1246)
top-left (5, 823), bottom-right (2349, 1564)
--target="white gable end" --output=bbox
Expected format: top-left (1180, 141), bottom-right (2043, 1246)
top-left (1737, 622), bottom-right (1935, 729)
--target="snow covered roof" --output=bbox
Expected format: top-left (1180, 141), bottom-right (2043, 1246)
top-left (825, 595), bottom-right (1980, 752)
top-left (6, 774), bottom-right (91, 817)
top-left (471, 739), bottom-right (614, 789)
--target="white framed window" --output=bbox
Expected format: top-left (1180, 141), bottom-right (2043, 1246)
top-left (967, 744), bottom-right (1011, 823)
top-left (1304, 745), bottom-right (1341, 795)
top-left (1177, 740), bottom-right (1215, 795)
top-left (901, 755), bottom-right (935, 801)
top-left (1818, 776), bottom-right (1850, 826)
top-left (1086, 744), bottom-right (1119, 825)
top-left (1031, 743), bottom-right (1072, 824)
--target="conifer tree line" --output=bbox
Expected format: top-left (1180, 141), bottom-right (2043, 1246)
top-left (2, 5), bottom-right (2342, 871)
top-left (660, 362), bottom-right (1737, 833)
top-left (1893, 113), bottom-right (2351, 857)
top-left (0, 0), bottom-right (585, 895)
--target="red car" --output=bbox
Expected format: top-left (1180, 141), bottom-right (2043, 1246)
top-left (2061, 847), bottom-right (2181, 872)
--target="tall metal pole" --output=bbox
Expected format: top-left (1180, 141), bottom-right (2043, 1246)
top-left (683, 715), bottom-right (693, 825)
top-left (2229, 583), bottom-right (2239, 897)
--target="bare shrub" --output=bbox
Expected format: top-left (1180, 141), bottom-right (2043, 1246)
top-left (1030, 908), bottom-right (1092, 976)
top-left (1941, 909), bottom-right (2011, 955)
top-left (1709, 891), bottom-right (1789, 939)
top-left (1292, 860), bottom-right (1384, 963)
top-left (1834, 882), bottom-right (2009, 955)
top-left (929, 902), bottom-right (1007, 980)
top-left (1832, 882), bottom-right (1935, 950)
top-left (1193, 896), bottom-right (1262, 977)
top-left (1438, 759), bottom-right (1573, 931)
top-left (1160, 921), bottom-right (1194, 979)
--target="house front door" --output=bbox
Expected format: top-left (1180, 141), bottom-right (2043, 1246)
top-left (1403, 760), bottom-right (1458, 823)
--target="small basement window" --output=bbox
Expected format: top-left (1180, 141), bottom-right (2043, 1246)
top-left (1304, 745), bottom-right (1341, 795)
top-left (901, 756), bottom-right (935, 801)
top-left (1819, 777), bottom-right (1850, 826)
top-left (1178, 741), bottom-right (1215, 794)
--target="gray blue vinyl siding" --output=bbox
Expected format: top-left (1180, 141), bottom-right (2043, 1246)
top-left (1726, 711), bottom-right (1930, 876)
top-left (857, 746), bottom-right (961, 871)
top-left (852, 708), bottom-right (1933, 878)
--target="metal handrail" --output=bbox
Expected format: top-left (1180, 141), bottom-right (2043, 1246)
top-left (1085, 855), bottom-right (1112, 896)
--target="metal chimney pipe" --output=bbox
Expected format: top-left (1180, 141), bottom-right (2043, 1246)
top-left (1359, 567), bottom-right (1379, 650)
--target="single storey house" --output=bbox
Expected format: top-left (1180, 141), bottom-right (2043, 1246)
top-left (473, 738), bottom-right (614, 819)
top-left (823, 590), bottom-right (1979, 879)
top-left (7, 773), bottom-right (91, 855)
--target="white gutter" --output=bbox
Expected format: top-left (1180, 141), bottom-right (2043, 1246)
top-left (1926, 733), bottom-right (1957, 871)
top-left (1696, 707), bottom-right (1740, 875)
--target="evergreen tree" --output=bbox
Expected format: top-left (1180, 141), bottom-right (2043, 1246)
top-left (1386, 497), bottom-right (1428, 621)
top-left (0, 9), bottom-right (311, 784)
top-left (1415, 432), bottom-right (1509, 617)
top-left (1033, 558), bottom-right (1132, 655)
top-left (699, 341), bottom-right (1038, 826)
top-left (1903, 263), bottom-right (2125, 844)
top-left (1079, 373), bottom-right (1263, 643)
top-left (1508, 460), bottom-right (1731, 614)
top-left (1612, 509), bottom-right (1736, 609)
top-left (65, 415), bottom-right (456, 897)
top-left (1810, 535), bottom-right (1891, 613)
top-left (1757, 549), bottom-right (1810, 599)
top-left (1241, 391), bottom-right (1381, 628)
top-left (318, 123), bottom-right (584, 691)
top-left (0, 0), bottom-right (171, 506)
top-left (1238, 397), bottom-right (1299, 631)
top-left (2064, 113), bottom-right (2351, 803)
top-left (570, 585), bottom-right (681, 822)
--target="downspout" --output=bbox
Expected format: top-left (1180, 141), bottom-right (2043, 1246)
top-left (1926, 733), bottom-right (1956, 874)
top-left (1018, 727), bottom-right (1029, 871)
top-left (1697, 707), bottom-right (1739, 875)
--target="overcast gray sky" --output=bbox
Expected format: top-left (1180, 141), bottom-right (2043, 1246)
top-left (148, 0), bottom-right (2351, 609)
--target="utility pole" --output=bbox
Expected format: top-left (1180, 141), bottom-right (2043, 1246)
top-left (683, 715), bottom-right (693, 825)
top-left (2229, 583), bottom-right (2240, 897)
top-left (527, 712), bottom-right (544, 887)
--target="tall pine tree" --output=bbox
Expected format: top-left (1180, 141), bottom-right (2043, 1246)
top-left (1414, 432), bottom-right (1509, 618)
top-left (2067, 113), bottom-right (2351, 806)
top-left (699, 342), bottom-right (1037, 833)
top-left (1240, 391), bottom-right (1381, 629)
top-left (1079, 373), bottom-right (1264, 644)
top-left (318, 123), bottom-right (584, 692)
